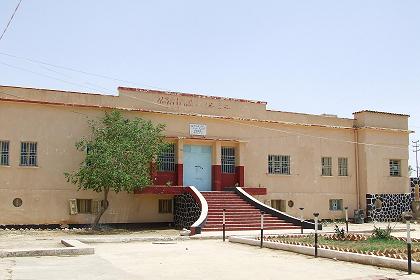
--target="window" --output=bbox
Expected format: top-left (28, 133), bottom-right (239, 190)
top-left (268, 155), bottom-right (290, 175)
top-left (0, 141), bottom-right (9, 166)
top-left (158, 144), bottom-right (175, 172)
top-left (76, 199), bottom-right (92, 214)
top-left (20, 142), bottom-right (37, 167)
top-left (389, 159), bottom-right (401, 177)
top-left (321, 157), bottom-right (332, 176)
top-left (338, 157), bottom-right (348, 176)
top-left (271, 200), bottom-right (286, 212)
top-left (158, 199), bottom-right (173, 214)
top-left (221, 147), bottom-right (235, 174)
top-left (329, 199), bottom-right (343, 211)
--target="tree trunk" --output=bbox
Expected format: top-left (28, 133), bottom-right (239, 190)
top-left (92, 187), bottom-right (109, 230)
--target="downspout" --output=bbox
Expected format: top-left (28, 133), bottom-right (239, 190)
top-left (354, 128), bottom-right (361, 209)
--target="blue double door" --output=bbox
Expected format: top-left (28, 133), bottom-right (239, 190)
top-left (183, 145), bottom-right (212, 191)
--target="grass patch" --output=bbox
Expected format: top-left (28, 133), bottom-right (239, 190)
top-left (270, 235), bottom-right (420, 260)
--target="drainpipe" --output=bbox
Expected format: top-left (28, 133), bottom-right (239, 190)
top-left (354, 128), bottom-right (361, 209)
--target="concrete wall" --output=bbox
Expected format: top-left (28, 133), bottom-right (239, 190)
top-left (0, 85), bottom-right (411, 223)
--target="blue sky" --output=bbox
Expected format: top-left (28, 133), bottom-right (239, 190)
top-left (0, 0), bottom-right (419, 169)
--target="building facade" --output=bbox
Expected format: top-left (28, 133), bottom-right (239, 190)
top-left (0, 85), bottom-right (411, 226)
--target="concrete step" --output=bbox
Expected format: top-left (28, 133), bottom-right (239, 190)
top-left (202, 225), bottom-right (300, 231)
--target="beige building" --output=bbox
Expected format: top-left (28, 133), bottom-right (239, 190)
top-left (0, 85), bottom-right (411, 227)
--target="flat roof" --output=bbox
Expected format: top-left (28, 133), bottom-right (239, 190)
top-left (118, 86), bottom-right (267, 105)
top-left (353, 110), bottom-right (410, 117)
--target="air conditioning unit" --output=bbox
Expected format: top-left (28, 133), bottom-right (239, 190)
top-left (69, 199), bottom-right (78, 215)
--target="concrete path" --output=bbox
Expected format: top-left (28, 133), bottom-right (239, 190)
top-left (1, 239), bottom-right (418, 280)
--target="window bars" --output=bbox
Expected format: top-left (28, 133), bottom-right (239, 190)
top-left (338, 157), bottom-right (348, 176)
top-left (20, 142), bottom-right (37, 166)
top-left (0, 141), bottom-right (9, 166)
top-left (158, 144), bottom-right (175, 172)
top-left (268, 155), bottom-right (290, 175)
top-left (222, 147), bottom-right (235, 174)
top-left (321, 157), bottom-right (332, 176)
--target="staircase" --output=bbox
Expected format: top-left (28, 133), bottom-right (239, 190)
top-left (201, 191), bottom-right (300, 231)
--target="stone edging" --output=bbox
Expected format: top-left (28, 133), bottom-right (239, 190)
top-left (229, 236), bottom-right (420, 274)
top-left (0, 239), bottom-right (94, 258)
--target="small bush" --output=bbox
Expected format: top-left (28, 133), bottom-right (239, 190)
top-left (334, 225), bottom-right (345, 239)
top-left (372, 225), bottom-right (392, 240)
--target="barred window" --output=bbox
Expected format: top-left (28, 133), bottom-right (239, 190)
top-left (389, 159), bottom-right (401, 177)
top-left (271, 200), bottom-right (286, 212)
top-left (158, 199), bottom-right (173, 214)
top-left (20, 142), bottom-right (37, 167)
top-left (0, 141), bottom-right (9, 166)
top-left (221, 147), bottom-right (235, 174)
top-left (76, 199), bottom-right (92, 214)
top-left (338, 157), bottom-right (348, 176)
top-left (329, 199), bottom-right (343, 211)
top-left (321, 157), bottom-right (332, 176)
top-left (268, 155), bottom-right (290, 175)
top-left (158, 144), bottom-right (175, 172)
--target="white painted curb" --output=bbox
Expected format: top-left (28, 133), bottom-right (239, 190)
top-left (0, 239), bottom-right (94, 258)
top-left (229, 236), bottom-right (420, 273)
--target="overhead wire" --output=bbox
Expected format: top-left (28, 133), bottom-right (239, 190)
top-left (0, 0), bottom-right (23, 42)
top-left (0, 59), bottom-right (172, 108)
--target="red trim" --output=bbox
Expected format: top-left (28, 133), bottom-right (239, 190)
top-left (176, 164), bottom-right (183, 186)
top-left (221, 172), bottom-right (236, 189)
top-left (212, 165), bottom-right (222, 191)
top-left (155, 171), bottom-right (177, 186)
top-left (242, 187), bottom-right (267, 195)
top-left (134, 186), bottom-right (184, 195)
top-left (236, 166), bottom-right (244, 187)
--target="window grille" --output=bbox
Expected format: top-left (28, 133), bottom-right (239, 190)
top-left (76, 199), bottom-right (93, 214)
top-left (389, 159), bottom-right (401, 177)
top-left (20, 142), bottom-right (37, 166)
top-left (0, 141), bottom-right (9, 166)
top-left (329, 199), bottom-right (343, 211)
top-left (158, 199), bottom-right (173, 213)
top-left (271, 200), bottom-right (286, 212)
top-left (321, 157), bottom-right (332, 176)
top-left (338, 157), bottom-right (348, 176)
top-left (158, 144), bottom-right (175, 172)
top-left (221, 147), bottom-right (235, 174)
top-left (268, 155), bottom-right (290, 175)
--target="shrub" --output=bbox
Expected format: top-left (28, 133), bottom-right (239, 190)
top-left (334, 224), bottom-right (345, 239)
top-left (372, 225), bottom-right (392, 240)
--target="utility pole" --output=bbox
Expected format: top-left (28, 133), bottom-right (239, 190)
top-left (413, 140), bottom-right (420, 179)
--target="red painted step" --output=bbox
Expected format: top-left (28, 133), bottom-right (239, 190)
top-left (201, 191), bottom-right (299, 231)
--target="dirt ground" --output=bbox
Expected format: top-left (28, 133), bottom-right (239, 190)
top-left (1, 239), bottom-right (418, 280)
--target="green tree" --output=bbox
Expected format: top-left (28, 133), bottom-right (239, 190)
top-left (65, 110), bottom-right (167, 228)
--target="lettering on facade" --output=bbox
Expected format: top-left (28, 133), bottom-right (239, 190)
top-left (189, 124), bottom-right (207, 136)
top-left (156, 96), bottom-right (231, 110)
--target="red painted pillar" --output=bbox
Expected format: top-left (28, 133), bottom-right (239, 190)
top-left (212, 165), bottom-right (222, 191)
top-left (176, 164), bottom-right (183, 186)
top-left (236, 166), bottom-right (244, 187)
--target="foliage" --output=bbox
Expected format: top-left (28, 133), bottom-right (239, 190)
top-left (65, 110), bottom-right (167, 227)
top-left (371, 225), bottom-right (392, 240)
top-left (333, 225), bottom-right (345, 239)
top-left (273, 235), bottom-right (416, 253)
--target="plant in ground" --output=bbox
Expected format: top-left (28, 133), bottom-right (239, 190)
top-left (65, 110), bottom-right (167, 229)
top-left (334, 224), bottom-right (345, 239)
top-left (372, 224), bottom-right (392, 240)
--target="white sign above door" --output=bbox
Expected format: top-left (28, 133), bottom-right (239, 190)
top-left (189, 124), bottom-right (207, 136)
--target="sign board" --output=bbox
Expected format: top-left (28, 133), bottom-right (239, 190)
top-left (189, 124), bottom-right (207, 136)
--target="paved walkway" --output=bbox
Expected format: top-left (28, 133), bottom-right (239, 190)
top-left (1, 240), bottom-right (418, 280)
